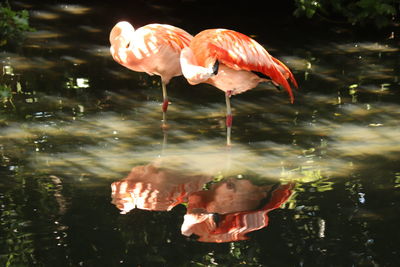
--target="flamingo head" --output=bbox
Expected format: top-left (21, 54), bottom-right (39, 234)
top-left (109, 21), bottom-right (135, 48)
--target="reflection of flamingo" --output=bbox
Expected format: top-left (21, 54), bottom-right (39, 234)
top-left (111, 163), bottom-right (211, 214)
top-left (109, 21), bottom-right (193, 126)
top-left (180, 29), bottom-right (298, 145)
top-left (181, 179), bottom-right (294, 243)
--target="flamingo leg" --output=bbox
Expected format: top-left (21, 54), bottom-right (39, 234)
top-left (161, 81), bottom-right (168, 128)
top-left (225, 91), bottom-right (233, 146)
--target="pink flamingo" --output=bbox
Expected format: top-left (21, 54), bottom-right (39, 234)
top-left (111, 163), bottom-right (211, 214)
top-left (109, 21), bottom-right (193, 126)
top-left (180, 29), bottom-right (298, 145)
top-left (181, 182), bottom-right (294, 242)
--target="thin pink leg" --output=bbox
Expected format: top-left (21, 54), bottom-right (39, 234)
top-left (225, 91), bottom-right (233, 146)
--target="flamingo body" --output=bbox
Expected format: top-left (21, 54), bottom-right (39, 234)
top-left (110, 21), bottom-right (193, 83)
top-left (110, 21), bottom-right (193, 124)
top-left (180, 28), bottom-right (298, 145)
top-left (180, 28), bottom-right (297, 101)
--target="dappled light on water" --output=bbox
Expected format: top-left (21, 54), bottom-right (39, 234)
top-left (1, 89), bottom-right (399, 181)
top-left (51, 4), bottom-right (92, 15)
top-left (30, 10), bottom-right (60, 20)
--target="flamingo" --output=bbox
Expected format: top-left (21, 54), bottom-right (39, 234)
top-left (109, 21), bottom-right (193, 127)
top-left (180, 29), bottom-right (298, 145)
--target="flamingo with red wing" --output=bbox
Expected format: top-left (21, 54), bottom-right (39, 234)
top-left (180, 29), bottom-right (298, 145)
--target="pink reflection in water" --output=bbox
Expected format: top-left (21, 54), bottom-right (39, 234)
top-left (111, 163), bottom-right (211, 213)
top-left (181, 181), bottom-right (294, 243)
top-left (111, 164), bottom-right (293, 243)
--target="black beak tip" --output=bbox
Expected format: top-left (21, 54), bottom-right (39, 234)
top-left (211, 213), bottom-right (221, 225)
top-left (212, 60), bottom-right (219, 75)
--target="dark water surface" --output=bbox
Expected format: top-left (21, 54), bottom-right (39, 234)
top-left (1, 1), bottom-right (400, 266)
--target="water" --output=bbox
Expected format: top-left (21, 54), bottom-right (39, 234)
top-left (1, 1), bottom-right (400, 266)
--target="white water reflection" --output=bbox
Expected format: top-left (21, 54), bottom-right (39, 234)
top-left (1, 93), bottom-right (399, 183)
top-left (332, 124), bottom-right (400, 158)
top-left (312, 42), bottom-right (399, 54)
top-left (51, 4), bottom-right (91, 15)
top-left (332, 42), bottom-right (399, 53)
top-left (1, 53), bottom-right (57, 70)
top-left (30, 10), bottom-right (61, 20)
top-left (26, 30), bottom-right (63, 39)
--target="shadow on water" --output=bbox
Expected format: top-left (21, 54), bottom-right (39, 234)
top-left (1, 0), bottom-right (400, 266)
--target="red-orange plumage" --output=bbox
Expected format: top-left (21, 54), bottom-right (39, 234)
top-left (189, 29), bottom-right (297, 103)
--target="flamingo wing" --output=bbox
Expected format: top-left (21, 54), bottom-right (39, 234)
top-left (135, 24), bottom-right (193, 56)
top-left (110, 22), bottom-right (193, 80)
top-left (192, 29), bottom-right (297, 103)
top-left (271, 57), bottom-right (298, 89)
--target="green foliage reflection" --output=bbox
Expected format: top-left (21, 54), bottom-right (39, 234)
top-left (0, 1), bottom-right (34, 47)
